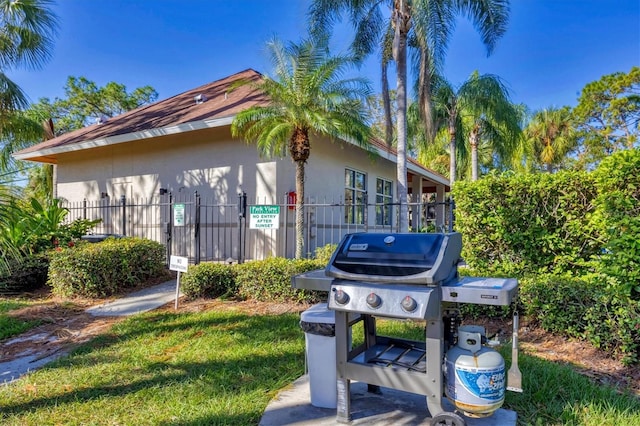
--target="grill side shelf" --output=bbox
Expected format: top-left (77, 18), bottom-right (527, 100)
top-left (442, 277), bottom-right (518, 306)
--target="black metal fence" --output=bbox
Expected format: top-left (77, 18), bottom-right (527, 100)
top-left (63, 192), bottom-right (453, 263)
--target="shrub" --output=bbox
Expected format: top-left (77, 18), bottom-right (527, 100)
top-left (48, 237), bottom-right (166, 298)
top-left (181, 262), bottom-right (236, 299)
top-left (1, 198), bottom-right (100, 257)
top-left (519, 273), bottom-right (640, 365)
top-left (592, 148), bottom-right (640, 299)
top-left (453, 171), bottom-right (600, 276)
top-left (519, 274), bottom-right (596, 336)
top-left (0, 255), bottom-right (49, 295)
top-left (235, 257), bottom-right (326, 303)
top-left (314, 243), bottom-right (337, 265)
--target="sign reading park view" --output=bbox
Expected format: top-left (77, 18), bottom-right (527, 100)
top-left (249, 205), bottom-right (280, 229)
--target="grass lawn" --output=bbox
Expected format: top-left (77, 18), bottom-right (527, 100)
top-left (0, 308), bottom-right (638, 425)
top-left (0, 299), bottom-right (42, 340)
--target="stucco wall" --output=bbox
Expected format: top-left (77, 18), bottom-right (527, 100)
top-left (55, 125), bottom-right (441, 260)
top-left (56, 127), bottom-right (285, 203)
top-left (56, 125), bottom-right (402, 206)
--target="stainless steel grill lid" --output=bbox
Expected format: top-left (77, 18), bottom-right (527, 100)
top-left (325, 232), bottom-right (462, 285)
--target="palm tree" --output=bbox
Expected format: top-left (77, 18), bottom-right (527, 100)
top-left (463, 72), bottom-right (521, 181)
top-left (231, 37), bottom-right (372, 259)
top-left (524, 106), bottom-right (577, 172)
top-left (309, 0), bottom-right (510, 231)
top-left (0, 0), bottom-right (58, 174)
top-left (0, 0), bottom-right (58, 109)
top-left (0, 0), bottom-right (57, 273)
top-left (427, 72), bottom-right (521, 183)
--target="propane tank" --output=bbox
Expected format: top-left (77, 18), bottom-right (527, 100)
top-left (444, 325), bottom-right (506, 418)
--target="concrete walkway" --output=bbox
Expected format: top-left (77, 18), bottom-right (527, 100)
top-left (1, 280), bottom-right (179, 385)
top-left (259, 376), bottom-right (516, 426)
top-left (86, 279), bottom-right (179, 317)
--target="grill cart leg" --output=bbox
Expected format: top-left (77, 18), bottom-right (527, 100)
top-left (426, 318), bottom-right (446, 419)
top-left (335, 310), bottom-right (351, 423)
top-left (363, 315), bottom-right (381, 395)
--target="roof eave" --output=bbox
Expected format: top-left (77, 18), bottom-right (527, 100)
top-left (366, 144), bottom-right (450, 188)
top-left (13, 115), bottom-right (235, 162)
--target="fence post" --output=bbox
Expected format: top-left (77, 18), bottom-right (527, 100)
top-left (195, 191), bottom-right (201, 265)
top-left (166, 192), bottom-right (173, 263)
top-left (83, 198), bottom-right (87, 220)
top-left (237, 192), bottom-right (247, 264)
top-left (449, 196), bottom-right (455, 232)
top-left (120, 195), bottom-right (126, 236)
top-left (363, 191), bottom-right (369, 233)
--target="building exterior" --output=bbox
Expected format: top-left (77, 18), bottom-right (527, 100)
top-left (14, 69), bottom-right (450, 261)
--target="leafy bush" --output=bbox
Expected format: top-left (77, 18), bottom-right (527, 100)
top-left (519, 273), bottom-right (640, 365)
top-left (592, 148), bottom-right (640, 298)
top-left (0, 255), bottom-right (49, 295)
top-left (0, 197), bottom-right (100, 257)
top-left (314, 243), bottom-right (337, 264)
top-left (181, 262), bottom-right (237, 299)
top-left (453, 171), bottom-right (600, 276)
top-left (235, 257), bottom-right (326, 303)
top-left (519, 274), bottom-right (596, 336)
top-left (48, 237), bottom-right (166, 298)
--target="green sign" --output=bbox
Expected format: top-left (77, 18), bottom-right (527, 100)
top-left (174, 203), bottom-right (185, 226)
top-left (249, 205), bottom-right (280, 229)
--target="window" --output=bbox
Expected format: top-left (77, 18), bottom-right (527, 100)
top-left (375, 178), bottom-right (393, 226)
top-left (345, 169), bottom-right (366, 224)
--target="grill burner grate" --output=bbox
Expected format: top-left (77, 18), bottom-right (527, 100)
top-left (365, 342), bottom-right (427, 373)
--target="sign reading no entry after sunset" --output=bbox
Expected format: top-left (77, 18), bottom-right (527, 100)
top-left (249, 205), bottom-right (280, 229)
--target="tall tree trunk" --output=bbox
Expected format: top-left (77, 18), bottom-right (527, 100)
top-left (470, 125), bottom-right (480, 181)
top-left (448, 114), bottom-right (457, 186)
top-left (393, 0), bottom-right (410, 232)
top-left (418, 47), bottom-right (435, 142)
top-left (295, 160), bottom-right (305, 259)
top-left (289, 127), bottom-right (309, 259)
top-left (381, 62), bottom-right (393, 146)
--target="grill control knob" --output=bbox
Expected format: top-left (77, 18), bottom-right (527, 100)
top-left (401, 295), bottom-right (418, 312)
top-left (366, 292), bottom-right (382, 308)
top-left (334, 289), bottom-right (350, 305)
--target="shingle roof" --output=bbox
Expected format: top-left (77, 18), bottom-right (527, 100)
top-left (15, 68), bottom-right (267, 159)
top-left (14, 68), bottom-right (449, 188)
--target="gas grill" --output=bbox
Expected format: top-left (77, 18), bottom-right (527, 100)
top-left (293, 232), bottom-right (519, 426)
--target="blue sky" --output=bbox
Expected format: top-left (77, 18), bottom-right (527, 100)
top-left (8, 0), bottom-right (640, 113)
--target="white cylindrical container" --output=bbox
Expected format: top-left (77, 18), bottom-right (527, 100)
top-left (445, 325), bottom-right (506, 417)
top-left (300, 303), bottom-right (337, 408)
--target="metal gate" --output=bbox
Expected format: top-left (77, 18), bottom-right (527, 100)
top-left (63, 192), bottom-right (453, 264)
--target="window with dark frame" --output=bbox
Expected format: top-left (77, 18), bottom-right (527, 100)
top-left (345, 168), bottom-right (366, 224)
top-left (375, 177), bottom-right (393, 226)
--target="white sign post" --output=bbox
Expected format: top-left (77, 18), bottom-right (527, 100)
top-left (169, 255), bottom-right (189, 309)
top-left (249, 205), bottom-right (281, 229)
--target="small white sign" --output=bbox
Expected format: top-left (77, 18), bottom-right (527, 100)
top-left (174, 203), bottom-right (186, 226)
top-left (249, 205), bottom-right (280, 229)
top-left (169, 255), bottom-right (189, 272)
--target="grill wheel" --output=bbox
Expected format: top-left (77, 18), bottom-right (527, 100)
top-left (430, 411), bottom-right (466, 426)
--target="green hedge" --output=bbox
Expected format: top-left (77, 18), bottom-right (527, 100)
top-left (519, 273), bottom-right (640, 365)
top-left (48, 237), bottom-right (166, 298)
top-left (181, 262), bottom-right (237, 299)
top-left (453, 171), bottom-right (600, 276)
top-left (593, 149), bottom-right (640, 298)
top-left (181, 258), bottom-right (326, 304)
top-left (235, 258), bottom-right (326, 303)
top-left (452, 149), bottom-right (640, 365)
